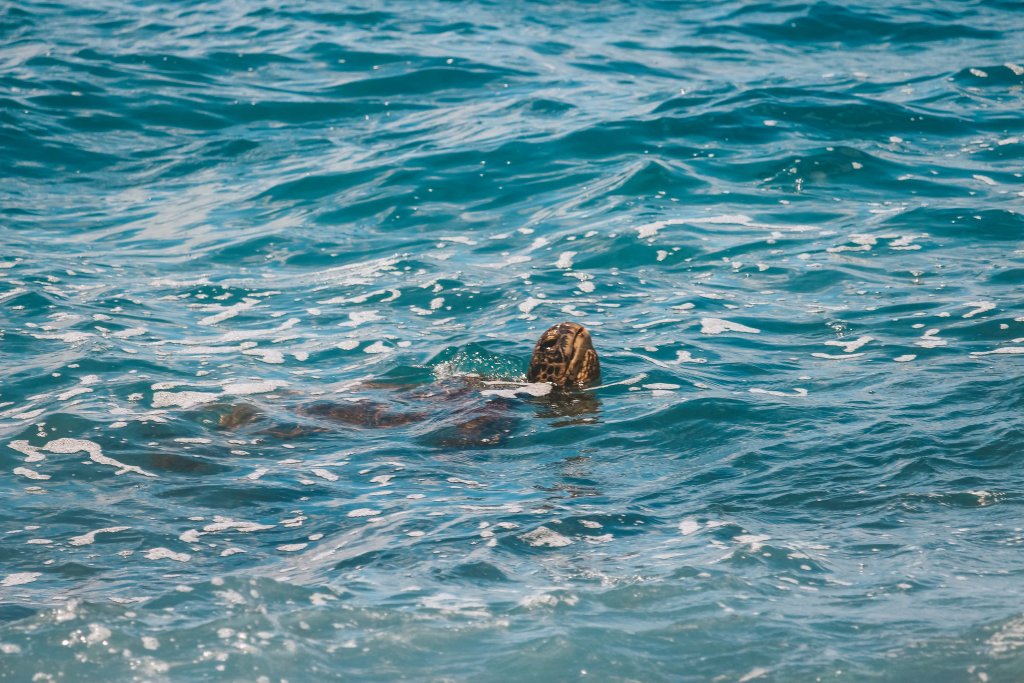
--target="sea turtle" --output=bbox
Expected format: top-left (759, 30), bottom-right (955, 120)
top-left (525, 321), bottom-right (601, 387)
top-left (217, 322), bottom-right (601, 446)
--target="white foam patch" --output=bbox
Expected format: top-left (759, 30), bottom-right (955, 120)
top-left (678, 519), bottom-right (700, 536)
top-left (636, 218), bottom-right (685, 239)
top-left (153, 381), bottom-right (285, 411)
top-left (890, 234), bottom-right (925, 250)
top-left (894, 355), bottom-right (917, 362)
top-left (198, 299), bottom-right (257, 326)
top-left (144, 548), bottom-right (190, 562)
top-left (313, 256), bottom-right (400, 290)
top-left (439, 235), bottom-right (476, 245)
top-left (825, 336), bottom-right (873, 353)
top-left (245, 468), bottom-right (269, 481)
top-left (588, 374), bottom-right (647, 390)
top-left (750, 387), bottom-right (808, 398)
top-left (311, 468), bottom-right (339, 482)
top-left (827, 234), bottom-right (876, 253)
top-left (481, 383), bottom-right (553, 399)
top-left (242, 348), bottom-right (285, 364)
top-left (277, 543), bottom-right (308, 552)
top-left (13, 467), bottom-right (49, 480)
top-left (347, 508), bottom-right (381, 518)
top-left (633, 317), bottom-right (682, 330)
top-left (2, 407), bottom-right (46, 422)
top-left (152, 391), bottom-right (220, 409)
top-left (555, 251), bottom-right (576, 269)
top-left (739, 667), bottom-right (770, 682)
top-left (337, 339), bottom-right (360, 350)
top-left (734, 534), bottom-right (771, 552)
top-left (674, 350), bottom-right (707, 364)
top-left (221, 380), bottom-right (287, 396)
top-left (1, 572), bottom-right (40, 587)
top-left (644, 383), bottom-right (681, 391)
top-left (69, 526), bottom-right (131, 547)
top-left (811, 352), bottom-right (865, 360)
top-left (8, 441), bottom-right (46, 462)
top-left (363, 341), bottom-right (389, 354)
top-left (518, 297), bottom-right (542, 315)
top-left (42, 438), bottom-right (156, 478)
top-left (202, 517), bottom-right (275, 533)
top-left (341, 310), bottom-right (383, 327)
top-left (989, 614), bottom-right (1024, 655)
top-left (518, 592), bottom-right (578, 609)
top-left (419, 592), bottom-right (491, 618)
top-left (57, 386), bottom-right (93, 402)
top-left (215, 317), bottom-right (298, 342)
top-left (635, 212), bottom-right (802, 241)
top-left (972, 347), bottom-right (1024, 356)
top-left (171, 343), bottom-right (245, 356)
top-left (152, 381), bottom-right (195, 390)
top-left (83, 626), bottom-right (111, 647)
top-left (36, 331), bottom-right (94, 344)
top-left (700, 318), bottom-right (761, 335)
top-left (916, 329), bottom-right (946, 348)
top-left (520, 526), bottom-right (573, 547)
top-left (179, 529), bottom-right (202, 543)
top-left (522, 236), bottom-right (547, 252)
top-left (0, 286), bottom-right (27, 302)
top-left (963, 301), bottom-right (996, 318)
top-left (112, 327), bottom-right (147, 339)
top-left (150, 276), bottom-right (210, 287)
top-left (698, 213), bottom-right (815, 231)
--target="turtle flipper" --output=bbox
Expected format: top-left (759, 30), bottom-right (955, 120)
top-left (261, 423), bottom-right (330, 439)
top-left (421, 406), bottom-right (520, 448)
top-left (298, 401), bottom-right (427, 428)
top-left (218, 403), bottom-right (263, 429)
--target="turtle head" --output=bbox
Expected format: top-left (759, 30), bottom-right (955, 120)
top-left (526, 322), bottom-right (600, 388)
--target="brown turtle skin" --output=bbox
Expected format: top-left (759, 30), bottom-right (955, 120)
top-left (526, 322), bottom-right (600, 388)
top-left (219, 321), bottom-right (600, 442)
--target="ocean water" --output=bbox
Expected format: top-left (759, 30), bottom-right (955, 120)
top-left (2, 0), bottom-right (1023, 680)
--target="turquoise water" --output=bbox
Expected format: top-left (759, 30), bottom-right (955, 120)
top-left (2, 0), bottom-right (1023, 680)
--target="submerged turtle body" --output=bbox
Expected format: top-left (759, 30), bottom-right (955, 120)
top-left (219, 322), bottom-right (600, 445)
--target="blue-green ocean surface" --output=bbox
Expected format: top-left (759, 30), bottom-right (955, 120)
top-left (2, 1), bottom-right (1023, 681)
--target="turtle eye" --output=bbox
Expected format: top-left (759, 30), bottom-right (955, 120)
top-left (540, 337), bottom-right (558, 350)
